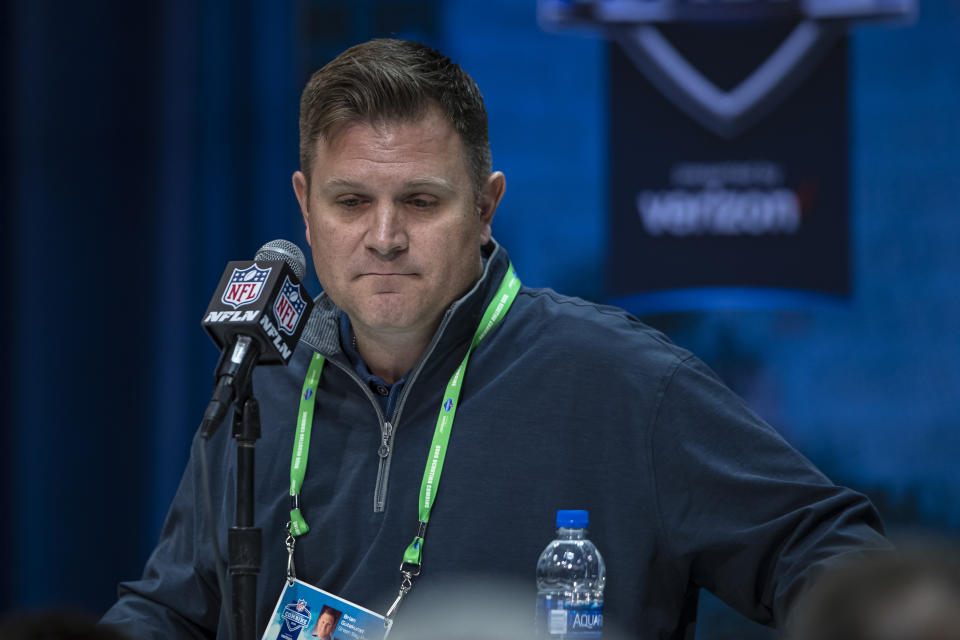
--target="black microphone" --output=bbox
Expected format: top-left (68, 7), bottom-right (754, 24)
top-left (199, 239), bottom-right (314, 438)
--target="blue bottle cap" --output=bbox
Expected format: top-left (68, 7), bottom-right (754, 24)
top-left (556, 509), bottom-right (589, 528)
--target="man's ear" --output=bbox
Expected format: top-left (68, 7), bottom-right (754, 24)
top-left (478, 171), bottom-right (506, 245)
top-left (292, 170), bottom-right (312, 246)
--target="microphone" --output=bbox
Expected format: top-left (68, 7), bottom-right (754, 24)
top-left (199, 239), bottom-right (314, 438)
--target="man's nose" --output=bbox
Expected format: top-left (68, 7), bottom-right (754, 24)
top-left (365, 201), bottom-right (408, 259)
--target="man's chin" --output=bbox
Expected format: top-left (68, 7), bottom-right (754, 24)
top-left (350, 306), bottom-right (422, 335)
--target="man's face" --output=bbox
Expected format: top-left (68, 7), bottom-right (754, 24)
top-left (315, 612), bottom-right (336, 639)
top-left (293, 106), bottom-right (504, 341)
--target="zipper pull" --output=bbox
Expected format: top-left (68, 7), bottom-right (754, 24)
top-left (378, 421), bottom-right (393, 458)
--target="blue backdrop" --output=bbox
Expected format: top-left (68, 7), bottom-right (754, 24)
top-left (2, 1), bottom-right (958, 638)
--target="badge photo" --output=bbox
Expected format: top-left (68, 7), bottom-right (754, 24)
top-left (262, 580), bottom-right (392, 640)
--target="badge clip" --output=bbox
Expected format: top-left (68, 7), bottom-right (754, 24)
top-left (384, 561), bottom-right (421, 624)
top-left (285, 521), bottom-right (297, 586)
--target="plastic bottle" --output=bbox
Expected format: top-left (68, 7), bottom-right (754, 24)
top-left (535, 509), bottom-right (606, 639)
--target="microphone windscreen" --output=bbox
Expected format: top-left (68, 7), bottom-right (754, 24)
top-left (255, 239), bottom-right (307, 282)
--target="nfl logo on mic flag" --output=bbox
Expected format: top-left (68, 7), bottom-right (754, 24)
top-left (203, 258), bottom-right (314, 366)
top-left (274, 276), bottom-right (308, 335)
top-left (221, 264), bottom-right (272, 309)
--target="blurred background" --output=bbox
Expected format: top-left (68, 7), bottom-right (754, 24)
top-left (2, 1), bottom-right (958, 638)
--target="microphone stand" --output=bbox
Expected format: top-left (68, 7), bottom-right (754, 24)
top-left (229, 372), bottom-right (262, 640)
top-left (199, 244), bottom-right (313, 639)
top-left (202, 335), bottom-right (264, 640)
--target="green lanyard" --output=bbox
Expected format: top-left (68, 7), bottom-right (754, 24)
top-left (286, 264), bottom-right (521, 606)
top-left (289, 352), bottom-right (325, 536)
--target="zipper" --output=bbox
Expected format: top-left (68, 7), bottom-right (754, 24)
top-left (385, 307), bottom-right (452, 445)
top-left (318, 250), bottom-right (496, 513)
top-left (323, 304), bottom-right (459, 513)
top-left (378, 421), bottom-right (394, 458)
top-left (324, 358), bottom-right (390, 512)
top-left (371, 305), bottom-right (456, 512)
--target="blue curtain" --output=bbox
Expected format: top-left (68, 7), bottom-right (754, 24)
top-left (5, 1), bottom-right (957, 634)
top-left (3, 0), bottom-right (444, 617)
top-left (2, 0), bottom-right (301, 614)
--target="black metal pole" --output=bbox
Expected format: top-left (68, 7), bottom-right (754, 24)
top-left (229, 393), bottom-right (262, 640)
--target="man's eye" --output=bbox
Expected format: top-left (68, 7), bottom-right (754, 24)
top-left (408, 197), bottom-right (436, 209)
top-left (337, 197), bottom-right (363, 209)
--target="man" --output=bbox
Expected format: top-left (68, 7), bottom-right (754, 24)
top-left (312, 608), bottom-right (338, 640)
top-left (102, 39), bottom-right (888, 639)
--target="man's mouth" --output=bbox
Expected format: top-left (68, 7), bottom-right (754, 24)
top-left (359, 272), bottom-right (416, 277)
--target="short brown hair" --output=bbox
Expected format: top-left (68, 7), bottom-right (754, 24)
top-left (298, 39), bottom-right (492, 197)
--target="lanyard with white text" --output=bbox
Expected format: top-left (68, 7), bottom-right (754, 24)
top-left (284, 264), bottom-right (521, 608)
top-left (289, 352), bottom-right (325, 538)
top-left (386, 264), bottom-right (520, 618)
top-left (284, 350), bottom-right (325, 584)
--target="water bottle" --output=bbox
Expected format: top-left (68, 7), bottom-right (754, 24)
top-left (535, 510), bottom-right (606, 639)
